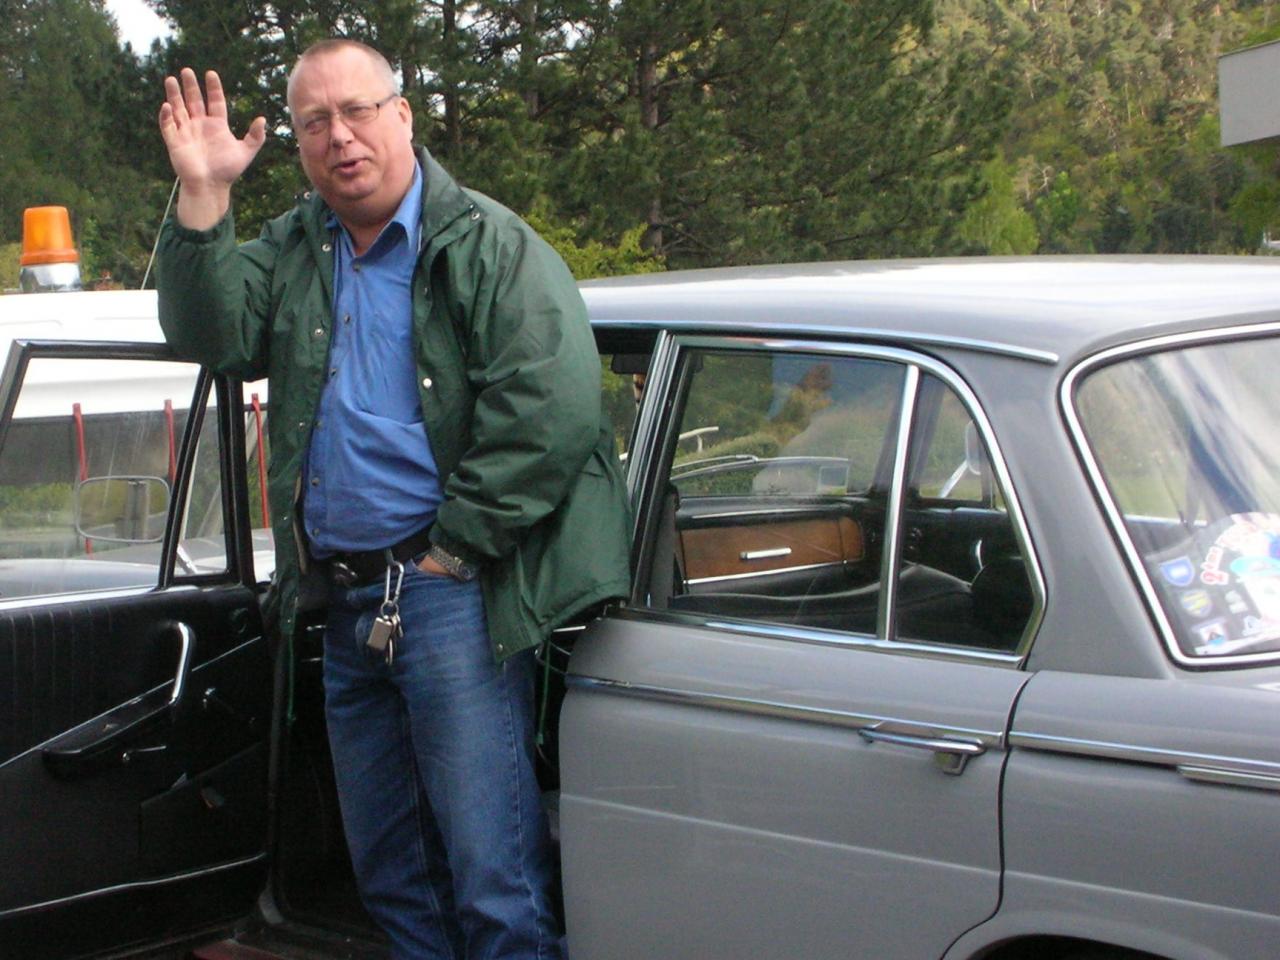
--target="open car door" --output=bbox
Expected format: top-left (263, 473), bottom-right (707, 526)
top-left (0, 342), bottom-right (272, 959)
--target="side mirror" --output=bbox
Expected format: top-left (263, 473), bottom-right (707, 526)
top-left (75, 476), bottom-right (170, 544)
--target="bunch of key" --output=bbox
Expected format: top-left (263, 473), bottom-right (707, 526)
top-left (368, 560), bottom-right (404, 663)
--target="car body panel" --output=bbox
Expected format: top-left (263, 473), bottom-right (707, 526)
top-left (0, 339), bottom-right (272, 958)
top-left (561, 616), bottom-right (1029, 960)
top-left (567, 258), bottom-right (1280, 959)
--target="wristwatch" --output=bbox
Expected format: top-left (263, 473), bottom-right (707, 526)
top-left (427, 543), bottom-right (478, 582)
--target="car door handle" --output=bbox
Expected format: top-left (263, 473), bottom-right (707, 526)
top-left (42, 621), bottom-right (196, 779)
top-left (858, 727), bottom-right (986, 776)
top-left (740, 547), bottom-right (792, 561)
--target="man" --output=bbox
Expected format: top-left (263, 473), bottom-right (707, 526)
top-left (155, 39), bottom-right (631, 960)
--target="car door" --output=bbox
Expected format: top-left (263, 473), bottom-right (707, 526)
top-left (560, 334), bottom-right (1043, 959)
top-left (0, 342), bottom-right (272, 959)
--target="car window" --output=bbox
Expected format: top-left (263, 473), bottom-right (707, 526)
top-left (642, 346), bottom-right (1034, 654)
top-left (643, 347), bottom-right (900, 635)
top-left (1075, 334), bottom-right (1280, 662)
top-left (670, 352), bottom-right (901, 498)
top-left (601, 353), bottom-right (645, 460)
top-left (897, 373), bottom-right (1032, 651)
top-left (172, 384), bottom-right (276, 582)
top-left (910, 384), bottom-right (1004, 509)
top-left (0, 356), bottom-right (200, 599)
top-left (173, 386), bottom-right (230, 577)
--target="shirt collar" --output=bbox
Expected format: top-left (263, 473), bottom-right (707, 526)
top-left (325, 161), bottom-right (424, 253)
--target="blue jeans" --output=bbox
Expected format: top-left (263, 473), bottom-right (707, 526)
top-left (323, 563), bottom-right (563, 960)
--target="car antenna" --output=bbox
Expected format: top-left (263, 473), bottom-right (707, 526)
top-left (140, 177), bottom-right (180, 290)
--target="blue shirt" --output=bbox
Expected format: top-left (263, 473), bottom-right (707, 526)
top-left (304, 164), bottom-right (442, 555)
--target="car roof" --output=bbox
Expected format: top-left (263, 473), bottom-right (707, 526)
top-left (581, 256), bottom-right (1280, 364)
top-left (0, 289), bottom-right (164, 345)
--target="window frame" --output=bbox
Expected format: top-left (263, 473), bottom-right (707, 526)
top-left (1063, 321), bottom-right (1280, 670)
top-left (0, 340), bottom-right (253, 608)
top-left (626, 334), bottom-right (1044, 665)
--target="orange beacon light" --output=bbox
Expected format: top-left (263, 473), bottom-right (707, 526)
top-left (19, 206), bottom-right (82, 293)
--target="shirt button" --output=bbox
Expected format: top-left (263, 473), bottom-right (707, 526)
top-left (311, 477), bottom-right (320, 487)
top-left (422, 377), bottom-right (433, 389)
top-left (330, 368), bottom-right (337, 378)
top-left (316, 418), bottom-right (324, 428)
top-left (321, 241), bottom-right (331, 252)
top-left (344, 314), bottom-right (352, 324)
top-left (353, 264), bottom-right (362, 272)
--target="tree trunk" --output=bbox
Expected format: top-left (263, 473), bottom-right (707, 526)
top-left (639, 39), bottom-right (663, 254)
top-left (442, 0), bottom-right (463, 154)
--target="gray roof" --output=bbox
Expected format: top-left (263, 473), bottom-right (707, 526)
top-left (581, 257), bottom-right (1280, 365)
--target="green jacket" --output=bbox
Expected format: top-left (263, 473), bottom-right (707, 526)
top-left (156, 147), bottom-right (631, 658)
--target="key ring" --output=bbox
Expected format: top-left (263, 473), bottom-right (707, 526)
top-left (381, 559), bottom-right (405, 615)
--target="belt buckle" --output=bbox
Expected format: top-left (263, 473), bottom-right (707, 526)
top-left (330, 560), bottom-right (358, 588)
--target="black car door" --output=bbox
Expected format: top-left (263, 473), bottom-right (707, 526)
top-left (0, 342), bottom-right (272, 959)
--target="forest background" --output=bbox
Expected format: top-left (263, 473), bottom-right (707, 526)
top-left (3, 0), bottom-right (1280, 287)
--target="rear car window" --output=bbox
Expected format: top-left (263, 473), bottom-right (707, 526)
top-left (1074, 334), bottom-right (1280, 662)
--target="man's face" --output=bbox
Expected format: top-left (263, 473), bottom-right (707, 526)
top-left (289, 47), bottom-right (416, 228)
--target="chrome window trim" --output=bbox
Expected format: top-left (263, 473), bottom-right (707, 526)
top-left (590, 317), bottom-right (1059, 365)
top-left (608, 605), bottom-right (1026, 668)
top-left (624, 329), bottom-right (676, 518)
top-left (0, 853), bottom-right (265, 919)
top-left (569, 673), bottom-right (1006, 747)
top-left (1010, 730), bottom-right (1280, 784)
top-left (687, 559), bottom-right (845, 586)
top-left (0, 582), bottom-right (200, 612)
top-left (1061, 320), bottom-right (1280, 668)
top-left (880, 365), bottom-right (920, 639)
top-left (684, 505), bottom-right (859, 521)
top-left (648, 335), bottom-right (1045, 659)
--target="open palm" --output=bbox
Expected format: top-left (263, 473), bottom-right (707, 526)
top-left (159, 68), bottom-right (265, 187)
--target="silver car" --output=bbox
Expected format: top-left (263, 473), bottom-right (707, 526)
top-left (562, 258), bottom-right (1280, 960)
top-left (2, 260), bottom-right (1277, 960)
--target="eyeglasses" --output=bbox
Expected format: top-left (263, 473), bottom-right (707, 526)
top-left (296, 93), bottom-right (398, 138)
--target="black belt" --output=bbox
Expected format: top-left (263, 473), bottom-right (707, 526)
top-left (324, 527), bottom-right (433, 587)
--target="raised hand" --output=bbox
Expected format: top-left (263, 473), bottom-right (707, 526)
top-left (158, 68), bottom-right (266, 229)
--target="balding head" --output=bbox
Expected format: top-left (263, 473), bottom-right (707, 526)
top-left (287, 39), bottom-right (399, 113)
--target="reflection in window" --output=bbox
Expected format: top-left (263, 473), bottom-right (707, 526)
top-left (0, 357), bottom-right (200, 599)
top-left (1077, 336), bottom-right (1280, 660)
top-left (174, 391), bottom-right (228, 577)
top-left (650, 350), bottom-right (900, 637)
top-left (601, 354), bottom-right (645, 459)
top-left (647, 351), bottom-right (1034, 655)
top-left (896, 374), bottom-right (1032, 651)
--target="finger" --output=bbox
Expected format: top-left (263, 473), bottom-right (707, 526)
top-left (180, 67), bottom-right (206, 119)
top-left (244, 115), bottom-right (268, 154)
top-left (204, 70), bottom-right (227, 119)
top-left (163, 74), bottom-right (188, 125)
top-left (158, 101), bottom-right (174, 140)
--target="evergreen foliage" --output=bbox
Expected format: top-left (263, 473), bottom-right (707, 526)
top-left (4, 0), bottom-right (1280, 279)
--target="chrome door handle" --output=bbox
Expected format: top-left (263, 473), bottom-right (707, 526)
top-left (169, 621), bottom-right (196, 706)
top-left (740, 547), bottom-right (792, 561)
top-left (858, 728), bottom-right (986, 776)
